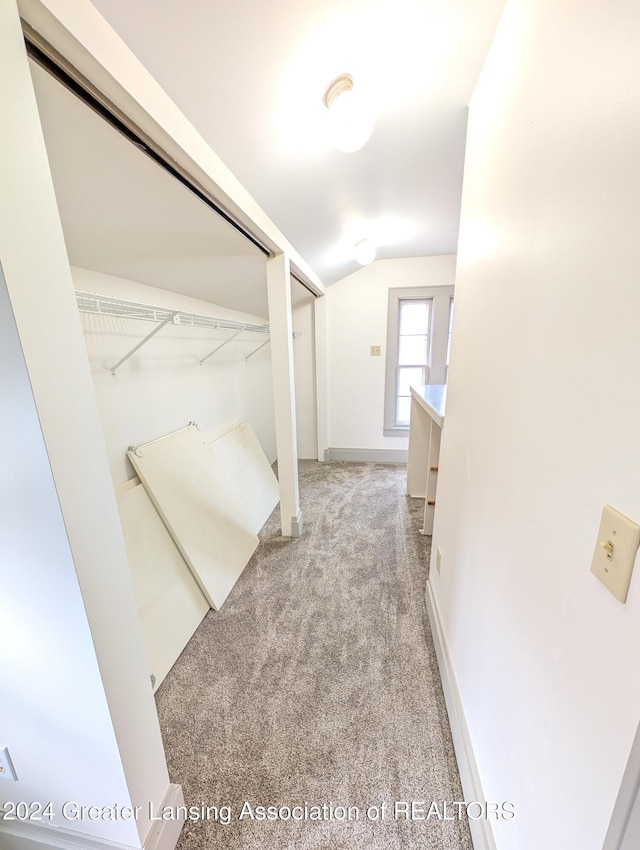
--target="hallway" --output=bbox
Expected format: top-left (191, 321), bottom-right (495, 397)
top-left (155, 462), bottom-right (471, 850)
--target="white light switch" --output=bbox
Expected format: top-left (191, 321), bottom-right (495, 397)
top-left (591, 505), bottom-right (640, 603)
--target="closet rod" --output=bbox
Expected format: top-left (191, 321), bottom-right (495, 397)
top-left (75, 291), bottom-right (270, 374)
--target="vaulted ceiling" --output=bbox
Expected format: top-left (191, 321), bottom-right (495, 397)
top-left (31, 61), bottom-right (271, 317)
top-left (30, 1), bottom-right (506, 319)
top-left (81, 0), bottom-right (507, 285)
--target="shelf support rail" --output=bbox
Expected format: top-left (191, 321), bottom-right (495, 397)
top-left (110, 311), bottom-right (178, 375)
top-left (199, 328), bottom-right (246, 365)
top-left (245, 339), bottom-right (271, 361)
top-left (245, 331), bottom-right (302, 362)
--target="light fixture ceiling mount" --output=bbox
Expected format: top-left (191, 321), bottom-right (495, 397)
top-left (322, 73), bottom-right (355, 109)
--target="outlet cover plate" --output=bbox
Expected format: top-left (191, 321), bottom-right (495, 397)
top-left (0, 746), bottom-right (18, 781)
top-left (591, 505), bottom-right (640, 603)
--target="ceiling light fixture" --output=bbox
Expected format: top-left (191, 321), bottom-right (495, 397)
top-left (354, 238), bottom-right (376, 266)
top-left (323, 73), bottom-right (373, 153)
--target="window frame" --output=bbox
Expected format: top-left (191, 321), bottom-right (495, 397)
top-left (383, 285), bottom-right (454, 436)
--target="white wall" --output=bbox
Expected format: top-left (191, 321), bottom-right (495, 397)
top-left (325, 255), bottom-right (456, 453)
top-left (0, 265), bottom-right (140, 848)
top-left (73, 267), bottom-right (277, 484)
top-left (432, 2), bottom-right (640, 848)
top-left (0, 3), bottom-right (170, 845)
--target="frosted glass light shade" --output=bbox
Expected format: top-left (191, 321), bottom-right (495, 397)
top-left (354, 238), bottom-right (376, 265)
top-left (327, 89), bottom-right (373, 152)
top-left (323, 73), bottom-right (373, 153)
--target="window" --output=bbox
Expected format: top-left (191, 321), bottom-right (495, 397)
top-left (383, 286), bottom-right (454, 436)
top-left (395, 298), bottom-right (431, 426)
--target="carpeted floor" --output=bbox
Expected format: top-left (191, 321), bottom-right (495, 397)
top-left (155, 461), bottom-right (473, 850)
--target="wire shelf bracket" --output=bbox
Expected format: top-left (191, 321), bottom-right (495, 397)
top-left (199, 328), bottom-right (245, 365)
top-left (245, 339), bottom-right (271, 361)
top-left (245, 331), bottom-right (303, 362)
top-left (109, 310), bottom-right (178, 375)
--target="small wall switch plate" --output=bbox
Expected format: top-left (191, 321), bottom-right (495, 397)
top-left (0, 746), bottom-right (18, 781)
top-left (436, 546), bottom-right (442, 574)
top-left (591, 505), bottom-right (640, 603)
top-left (370, 345), bottom-right (381, 356)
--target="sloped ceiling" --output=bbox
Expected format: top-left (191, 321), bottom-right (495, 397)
top-left (31, 60), bottom-right (271, 317)
top-left (31, 1), bottom-right (507, 319)
top-left (62, 0), bottom-right (507, 286)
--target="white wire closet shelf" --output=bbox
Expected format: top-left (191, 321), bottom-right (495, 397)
top-left (75, 290), bottom-right (271, 374)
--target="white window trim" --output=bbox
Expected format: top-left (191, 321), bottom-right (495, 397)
top-left (383, 285), bottom-right (454, 437)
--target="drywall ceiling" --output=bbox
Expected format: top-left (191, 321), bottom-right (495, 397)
top-left (30, 60), bottom-right (271, 318)
top-left (88, 0), bottom-right (507, 285)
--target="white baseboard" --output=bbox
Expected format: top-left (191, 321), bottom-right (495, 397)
top-left (602, 716), bottom-right (640, 850)
top-left (0, 785), bottom-right (184, 850)
top-left (425, 581), bottom-right (497, 850)
top-left (142, 785), bottom-right (184, 850)
top-left (291, 510), bottom-right (304, 538)
top-left (323, 447), bottom-right (408, 464)
top-left (0, 821), bottom-right (138, 850)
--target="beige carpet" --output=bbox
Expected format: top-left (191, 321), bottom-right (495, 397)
top-left (155, 461), bottom-right (473, 850)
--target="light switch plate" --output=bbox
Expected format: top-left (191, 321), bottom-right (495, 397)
top-left (591, 505), bottom-right (640, 603)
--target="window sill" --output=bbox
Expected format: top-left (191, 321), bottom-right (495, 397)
top-left (383, 426), bottom-right (409, 438)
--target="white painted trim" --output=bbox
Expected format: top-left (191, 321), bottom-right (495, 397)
top-left (0, 786), bottom-right (184, 850)
top-left (313, 296), bottom-right (328, 463)
top-left (291, 510), bottom-right (304, 538)
top-left (267, 254), bottom-right (301, 538)
top-left (323, 448), bottom-right (408, 464)
top-left (142, 785), bottom-right (185, 850)
top-left (425, 581), bottom-right (497, 850)
top-left (115, 476), bottom-right (141, 497)
top-left (603, 718), bottom-right (640, 850)
top-left (383, 426), bottom-right (409, 438)
top-left (0, 822), bottom-right (138, 850)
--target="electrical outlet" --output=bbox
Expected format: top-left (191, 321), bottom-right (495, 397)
top-left (0, 746), bottom-right (18, 781)
top-left (370, 345), bottom-right (381, 356)
top-left (436, 546), bottom-right (442, 574)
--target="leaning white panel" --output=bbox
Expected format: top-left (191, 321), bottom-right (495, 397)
top-left (207, 422), bottom-right (279, 534)
top-left (128, 425), bottom-right (259, 610)
top-left (116, 482), bottom-right (209, 691)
